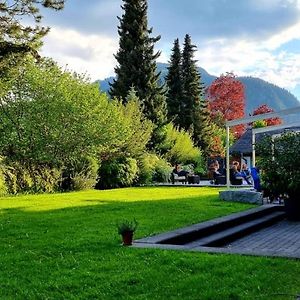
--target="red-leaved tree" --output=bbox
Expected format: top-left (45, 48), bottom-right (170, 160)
top-left (207, 72), bottom-right (246, 138)
top-left (252, 104), bottom-right (282, 126)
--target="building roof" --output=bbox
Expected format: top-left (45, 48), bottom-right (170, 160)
top-left (230, 126), bottom-right (300, 155)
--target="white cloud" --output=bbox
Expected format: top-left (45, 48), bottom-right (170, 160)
top-left (40, 21), bottom-right (300, 98)
top-left (41, 27), bottom-right (118, 80)
top-left (193, 19), bottom-right (300, 92)
top-left (266, 21), bottom-right (300, 50)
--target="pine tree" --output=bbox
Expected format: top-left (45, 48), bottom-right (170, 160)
top-left (181, 34), bottom-right (213, 155)
top-left (109, 0), bottom-right (167, 126)
top-left (165, 38), bottom-right (183, 125)
top-left (0, 0), bottom-right (64, 57)
top-left (193, 98), bottom-right (214, 156)
top-left (181, 34), bottom-right (200, 130)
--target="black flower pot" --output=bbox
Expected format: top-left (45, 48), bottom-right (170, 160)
top-left (284, 196), bottom-right (300, 221)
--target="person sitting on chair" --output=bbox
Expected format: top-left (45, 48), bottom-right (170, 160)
top-left (230, 164), bottom-right (243, 185)
top-left (173, 164), bottom-right (189, 177)
top-left (209, 160), bottom-right (226, 184)
top-left (241, 163), bottom-right (252, 185)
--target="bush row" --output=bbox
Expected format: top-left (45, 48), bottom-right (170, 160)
top-left (0, 154), bottom-right (177, 193)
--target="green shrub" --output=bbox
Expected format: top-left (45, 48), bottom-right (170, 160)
top-left (152, 157), bottom-right (172, 183)
top-left (97, 157), bottom-right (138, 189)
top-left (2, 162), bottom-right (61, 194)
top-left (137, 153), bottom-right (172, 184)
top-left (0, 163), bottom-right (7, 195)
top-left (161, 123), bottom-right (202, 165)
top-left (138, 153), bottom-right (160, 184)
top-left (61, 156), bottom-right (99, 191)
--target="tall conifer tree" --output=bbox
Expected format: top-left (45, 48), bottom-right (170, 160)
top-left (109, 0), bottom-right (167, 126)
top-left (165, 38), bottom-right (183, 125)
top-left (181, 34), bottom-right (213, 155)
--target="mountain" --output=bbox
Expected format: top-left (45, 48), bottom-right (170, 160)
top-left (98, 62), bottom-right (300, 121)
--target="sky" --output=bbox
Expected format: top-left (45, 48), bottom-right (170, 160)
top-left (40, 0), bottom-right (300, 100)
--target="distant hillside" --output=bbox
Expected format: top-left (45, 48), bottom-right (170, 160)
top-left (98, 62), bottom-right (300, 121)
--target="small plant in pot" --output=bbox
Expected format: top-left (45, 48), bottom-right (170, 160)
top-left (257, 131), bottom-right (300, 221)
top-left (117, 219), bottom-right (138, 246)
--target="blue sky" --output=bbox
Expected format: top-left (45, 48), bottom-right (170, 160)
top-left (41, 0), bottom-right (300, 100)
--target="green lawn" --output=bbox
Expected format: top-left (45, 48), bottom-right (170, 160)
top-left (1, 187), bottom-right (299, 300)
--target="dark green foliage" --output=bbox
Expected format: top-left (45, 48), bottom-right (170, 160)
top-left (181, 34), bottom-right (200, 129)
top-left (137, 153), bottom-right (158, 184)
top-left (109, 0), bottom-right (167, 126)
top-left (97, 156), bottom-right (139, 189)
top-left (0, 0), bottom-right (64, 58)
top-left (192, 98), bottom-right (214, 156)
top-left (116, 218), bottom-right (138, 235)
top-left (0, 161), bottom-right (7, 195)
top-left (181, 34), bottom-right (213, 155)
top-left (257, 132), bottom-right (300, 197)
top-left (165, 38), bottom-right (183, 125)
top-left (60, 156), bottom-right (99, 191)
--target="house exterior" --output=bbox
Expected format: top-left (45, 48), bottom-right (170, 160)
top-left (230, 126), bottom-right (300, 167)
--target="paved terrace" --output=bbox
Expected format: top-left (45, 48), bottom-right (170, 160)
top-left (134, 205), bottom-right (300, 259)
top-left (225, 219), bottom-right (300, 258)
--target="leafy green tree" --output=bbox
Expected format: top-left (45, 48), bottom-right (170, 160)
top-left (96, 88), bottom-right (153, 189)
top-left (109, 0), bottom-right (167, 126)
top-left (165, 38), bottom-right (183, 125)
top-left (112, 88), bottom-right (153, 159)
top-left (0, 57), bottom-right (130, 192)
top-left (0, 58), bottom-right (120, 164)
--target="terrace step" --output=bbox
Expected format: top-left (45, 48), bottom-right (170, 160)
top-left (156, 205), bottom-right (283, 245)
top-left (185, 211), bottom-right (285, 248)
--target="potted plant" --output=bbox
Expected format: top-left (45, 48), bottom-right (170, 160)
top-left (117, 219), bottom-right (138, 246)
top-left (257, 131), bottom-right (300, 221)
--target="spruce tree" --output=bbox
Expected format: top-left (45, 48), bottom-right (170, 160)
top-left (0, 0), bottom-right (64, 57)
top-left (165, 38), bottom-right (183, 125)
top-left (109, 0), bottom-right (167, 126)
top-left (181, 34), bottom-right (213, 155)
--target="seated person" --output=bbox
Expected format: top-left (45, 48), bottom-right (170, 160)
top-left (209, 161), bottom-right (226, 184)
top-left (173, 164), bottom-right (189, 177)
top-left (241, 163), bottom-right (252, 185)
top-left (171, 164), bottom-right (189, 184)
top-left (230, 165), bottom-right (243, 185)
top-left (250, 167), bottom-right (261, 191)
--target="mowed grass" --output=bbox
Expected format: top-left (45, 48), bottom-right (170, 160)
top-left (0, 187), bottom-right (300, 300)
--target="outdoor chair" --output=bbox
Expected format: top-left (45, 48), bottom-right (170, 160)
top-left (171, 172), bottom-right (187, 184)
top-left (229, 169), bottom-right (243, 185)
top-left (212, 171), bottom-right (226, 185)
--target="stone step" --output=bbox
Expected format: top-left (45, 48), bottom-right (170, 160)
top-left (158, 205), bottom-right (282, 245)
top-left (136, 205), bottom-right (283, 245)
top-left (185, 211), bottom-right (285, 248)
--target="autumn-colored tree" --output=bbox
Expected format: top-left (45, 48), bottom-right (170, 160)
top-left (252, 104), bottom-right (282, 126)
top-left (207, 72), bottom-right (245, 138)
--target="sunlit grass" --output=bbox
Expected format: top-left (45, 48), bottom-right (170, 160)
top-left (1, 187), bottom-right (300, 299)
top-left (0, 187), bottom-right (220, 212)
